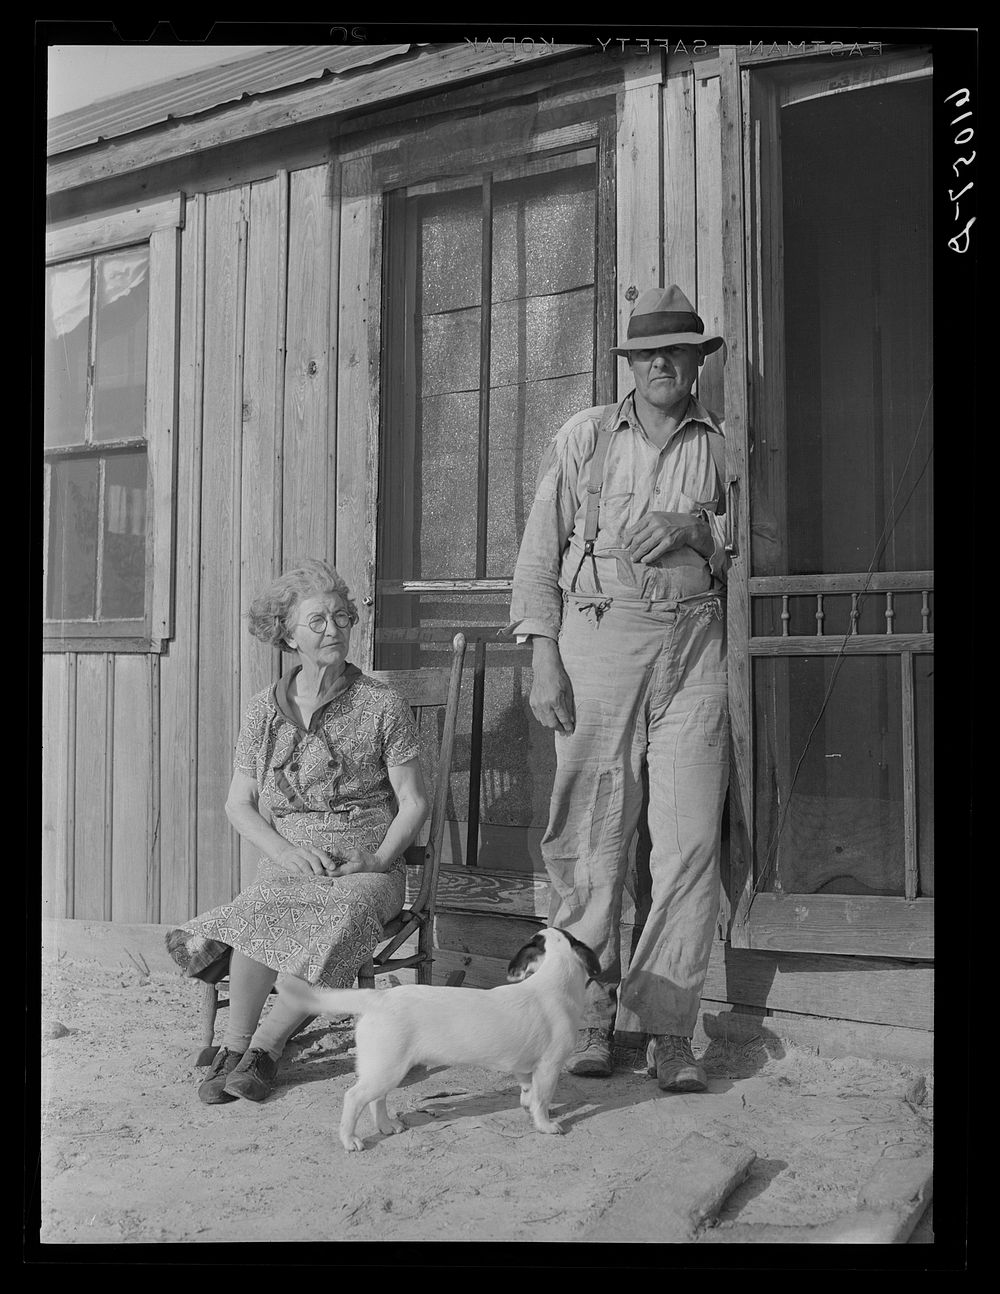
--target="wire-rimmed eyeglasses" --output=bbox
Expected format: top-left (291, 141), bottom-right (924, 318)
top-left (298, 610), bottom-right (357, 634)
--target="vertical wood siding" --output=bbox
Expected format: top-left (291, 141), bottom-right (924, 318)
top-left (336, 156), bottom-right (377, 666)
top-left (694, 72), bottom-right (725, 416)
top-left (282, 165), bottom-right (336, 568)
top-left (662, 69), bottom-right (697, 295)
top-left (238, 174), bottom-right (285, 891)
top-left (41, 656), bottom-right (70, 919)
top-left (615, 62), bottom-right (663, 402)
top-left (158, 192), bottom-right (204, 924)
top-left (110, 655), bottom-right (152, 921)
top-left (42, 69), bottom-right (732, 927)
top-left (197, 186), bottom-right (245, 913)
top-left (72, 654), bottom-right (109, 918)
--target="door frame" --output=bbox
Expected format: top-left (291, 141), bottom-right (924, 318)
top-left (719, 45), bottom-right (935, 957)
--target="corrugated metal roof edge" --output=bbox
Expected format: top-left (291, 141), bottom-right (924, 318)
top-left (47, 44), bottom-right (419, 158)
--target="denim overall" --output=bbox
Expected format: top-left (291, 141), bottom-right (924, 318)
top-left (543, 416), bottom-right (730, 1038)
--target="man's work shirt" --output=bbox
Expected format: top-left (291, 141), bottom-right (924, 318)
top-left (509, 392), bottom-right (729, 641)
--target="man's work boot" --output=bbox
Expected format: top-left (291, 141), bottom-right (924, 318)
top-left (647, 1034), bottom-right (708, 1092)
top-left (565, 1027), bottom-right (613, 1077)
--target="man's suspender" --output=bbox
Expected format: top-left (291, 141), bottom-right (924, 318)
top-left (569, 412), bottom-right (619, 594)
top-left (568, 412), bottom-right (729, 596)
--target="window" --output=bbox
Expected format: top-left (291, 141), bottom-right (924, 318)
top-left (45, 249), bottom-right (150, 628)
top-left (43, 197), bottom-right (181, 651)
top-left (375, 142), bottom-right (615, 870)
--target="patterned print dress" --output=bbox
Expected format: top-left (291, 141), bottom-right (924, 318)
top-left (165, 664), bottom-right (420, 988)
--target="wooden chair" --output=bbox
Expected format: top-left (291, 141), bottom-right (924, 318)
top-left (194, 632), bottom-right (467, 1065)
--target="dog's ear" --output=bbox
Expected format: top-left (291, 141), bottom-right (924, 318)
top-left (506, 932), bottom-right (546, 982)
top-left (563, 931), bottom-right (602, 983)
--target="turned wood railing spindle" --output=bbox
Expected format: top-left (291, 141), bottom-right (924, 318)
top-left (921, 589), bottom-right (930, 633)
top-left (781, 594), bottom-right (790, 637)
top-left (885, 590), bottom-right (895, 633)
top-left (850, 592), bottom-right (860, 635)
top-left (815, 593), bottom-right (825, 636)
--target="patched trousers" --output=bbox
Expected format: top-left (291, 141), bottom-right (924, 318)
top-left (542, 591), bottom-right (729, 1038)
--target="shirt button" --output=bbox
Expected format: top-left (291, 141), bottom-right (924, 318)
top-left (289, 762), bottom-right (300, 772)
top-left (327, 758), bottom-right (336, 768)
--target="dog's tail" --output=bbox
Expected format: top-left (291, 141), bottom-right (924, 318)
top-left (278, 977), bottom-right (383, 1019)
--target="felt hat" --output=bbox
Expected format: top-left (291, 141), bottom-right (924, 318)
top-left (612, 285), bottom-right (724, 355)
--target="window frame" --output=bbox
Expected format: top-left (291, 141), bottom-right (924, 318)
top-left (720, 49), bottom-right (935, 958)
top-left (43, 195), bottom-right (182, 653)
top-left (370, 112), bottom-right (618, 870)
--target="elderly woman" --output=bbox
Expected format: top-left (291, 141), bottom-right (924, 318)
top-left (166, 559), bottom-right (428, 1105)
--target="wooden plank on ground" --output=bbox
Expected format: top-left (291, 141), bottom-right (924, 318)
top-left (111, 656), bottom-right (152, 922)
top-left (72, 654), bottom-right (108, 920)
top-left (586, 1132), bottom-right (756, 1241)
top-left (42, 655), bottom-right (71, 919)
top-left (282, 165), bottom-right (335, 568)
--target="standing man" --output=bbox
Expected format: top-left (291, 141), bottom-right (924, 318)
top-left (509, 286), bottom-right (730, 1091)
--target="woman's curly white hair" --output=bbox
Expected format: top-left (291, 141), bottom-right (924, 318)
top-left (246, 559), bottom-right (357, 652)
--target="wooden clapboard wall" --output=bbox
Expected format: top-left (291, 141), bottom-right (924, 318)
top-left (41, 155), bottom-right (378, 925)
top-left (40, 50), bottom-right (728, 927)
top-left (614, 55), bottom-right (724, 416)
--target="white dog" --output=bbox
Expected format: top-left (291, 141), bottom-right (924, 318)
top-left (278, 926), bottom-right (601, 1151)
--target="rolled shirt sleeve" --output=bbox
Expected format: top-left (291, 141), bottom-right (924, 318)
top-left (509, 415), bottom-right (595, 641)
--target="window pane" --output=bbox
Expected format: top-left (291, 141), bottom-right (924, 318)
top-left (770, 81), bottom-right (932, 576)
top-left (490, 288), bottom-right (594, 387)
top-left (101, 450), bottom-right (147, 619)
top-left (418, 189), bottom-right (482, 314)
top-left (47, 457), bottom-right (98, 620)
top-left (492, 163), bottom-right (596, 302)
top-left (45, 262), bottom-right (91, 448)
top-left (753, 655), bottom-right (906, 895)
top-left (915, 655), bottom-right (933, 896)
top-left (416, 391), bottom-right (480, 577)
top-left (93, 248), bottom-right (148, 442)
top-left (487, 372), bottom-right (593, 577)
top-left (420, 307), bottom-right (481, 397)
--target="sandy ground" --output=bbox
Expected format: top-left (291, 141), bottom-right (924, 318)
top-left (36, 951), bottom-right (934, 1246)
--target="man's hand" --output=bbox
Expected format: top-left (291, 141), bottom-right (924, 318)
top-left (625, 511), bottom-right (710, 564)
top-left (529, 637), bottom-right (576, 734)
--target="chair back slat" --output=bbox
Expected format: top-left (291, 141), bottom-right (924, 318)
top-left (369, 633), bottom-right (466, 920)
top-left (367, 666), bottom-right (454, 709)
